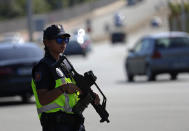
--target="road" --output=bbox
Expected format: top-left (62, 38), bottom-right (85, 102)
top-left (1, 19), bottom-right (189, 131)
top-left (66, 0), bottom-right (168, 41)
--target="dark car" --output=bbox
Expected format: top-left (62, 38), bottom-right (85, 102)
top-left (64, 29), bottom-right (92, 56)
top-left (111, 31), bottom-right (126, 44)
top-left (127, 0), bottom-right (143, 6)
top-left (125, 32), bottom-right (189, 82)
top-left (150, 16), bottom-right (162, 28)
top-left (110, 13), bottom-right (126, 44)
top-left (0, 42), bottom-right (43, 102)
top-left (114, 13), bottom-right (124, 27)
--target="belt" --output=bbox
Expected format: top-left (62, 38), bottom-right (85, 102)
top-left (40, 111), bottom-right (84, 128)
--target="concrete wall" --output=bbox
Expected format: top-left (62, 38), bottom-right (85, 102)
top-left (0, 0), bottom-right (115, 34)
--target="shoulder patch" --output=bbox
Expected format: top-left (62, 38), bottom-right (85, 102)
top-left (35, 72), bottom-right (42, 82)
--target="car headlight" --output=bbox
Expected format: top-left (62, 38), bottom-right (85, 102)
top-left (77, 28), bottom-right (85, 44)
top-left (77, 36), bottom-right (84, 44)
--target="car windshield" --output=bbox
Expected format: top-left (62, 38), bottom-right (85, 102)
top-left (156, 37), bottom-right (189, 49)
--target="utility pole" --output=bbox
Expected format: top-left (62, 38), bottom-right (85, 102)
top-left (181, 0), bottom-right (186, 32)
top-left (27, 0), bottom-right (33, 41)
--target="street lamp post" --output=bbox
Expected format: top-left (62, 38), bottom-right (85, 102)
top-left (181, 0), bottom-right (186, 32)
top-left (27, 0), bottom-right (33, 41)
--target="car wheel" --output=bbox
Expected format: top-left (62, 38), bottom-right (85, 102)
top-left (127, 73), bottom-right (134, 82)
top-left (111, 39), bottom-right (115, 44)
top-left (146, 66), bottom-right (156, 81)
top-left (82, 52), bottom-right (87, 57)
top-left (170, 73), bottom-right (177, 80)
top-left (126, 66), bottom-right (134, 82)
top-left (21, 93), bottom-right (32, 103)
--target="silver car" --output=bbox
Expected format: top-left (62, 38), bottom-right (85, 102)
top-left (125, 32), bottom-right (189, 82)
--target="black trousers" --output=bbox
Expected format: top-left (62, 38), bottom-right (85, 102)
top-left (42, 123), bottom-right (85, 131)
top-left (41, 111), bottom-right (85, 131)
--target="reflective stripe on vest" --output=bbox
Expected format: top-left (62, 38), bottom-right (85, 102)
top-left (64, 93), bottom-right (72, 112)
top-left (37, 92), bottom-right (72, 114)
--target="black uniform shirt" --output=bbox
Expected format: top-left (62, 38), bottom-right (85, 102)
top-left (32, 52), bottom-right (57, 90)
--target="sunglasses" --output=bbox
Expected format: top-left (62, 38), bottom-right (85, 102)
top-left (56, 37), bottom-right (69, 44)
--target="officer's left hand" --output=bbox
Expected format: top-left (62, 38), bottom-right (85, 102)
top-left (60, 83), bottom-right (82, 94)
top-left (93, 92), bottom-right (100, 105)
top-left (66, 83), bottom-right (82, 94)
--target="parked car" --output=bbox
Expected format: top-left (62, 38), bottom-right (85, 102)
top-left (64, 29), bottom-right (92, 56)
top-left (125, 32), bottom-right (189, 82)
top-left (0, 42), bottom-right (43, 102)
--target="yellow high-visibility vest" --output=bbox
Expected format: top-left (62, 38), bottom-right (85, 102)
top-left (31, 77), bottom-right (79, 119)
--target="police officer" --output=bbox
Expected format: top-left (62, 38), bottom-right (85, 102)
top-left (31, 24), bottom-right (100, 131)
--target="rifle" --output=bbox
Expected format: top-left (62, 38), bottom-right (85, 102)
top-left (54, 55), bottom-right (110, 123)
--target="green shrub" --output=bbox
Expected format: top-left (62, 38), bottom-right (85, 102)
top-left (0, 0), bottom-right (98, 20)
top-left (168, 1), bottom-right (189, 33)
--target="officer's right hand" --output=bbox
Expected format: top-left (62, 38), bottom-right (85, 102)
top-left (60, 83), bottom-right (82, 94)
